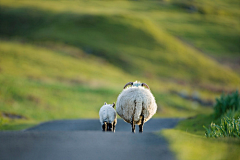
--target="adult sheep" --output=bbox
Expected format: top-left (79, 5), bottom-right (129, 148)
top-left (99, 102), bottom-right (117, 132)
top-left (116, 81), bottom-right (157, 133)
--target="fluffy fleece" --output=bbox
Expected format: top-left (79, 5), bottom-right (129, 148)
top-left (99, 103), bottom-right (117, 126)
top-left (116, 82), bottom-right (157, 125)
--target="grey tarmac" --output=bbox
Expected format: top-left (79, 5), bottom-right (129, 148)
top-left (0, 118), bottom-right (182, 160)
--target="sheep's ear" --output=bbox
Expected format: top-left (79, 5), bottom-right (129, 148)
top-left (112, 102), bottom-right (115, 108)
top-left (104, 102), bottom-right (107, 105)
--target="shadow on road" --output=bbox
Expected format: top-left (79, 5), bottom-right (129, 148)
top-left (25, 118), bottom-right (183, 132)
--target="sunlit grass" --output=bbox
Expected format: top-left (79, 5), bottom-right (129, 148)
top-left (1, 0), bottom-right (238, 57)
top-left (0, 118), bottom-right (36, 131)
top-left (0, 41), bottom-right (131, 85)
top-left (0, 41), bottom-right (219, 130)
top-left (161, 114), bottom-right (240, 160)
top-left (0, 6), bottom-right (239, 86)
top-left (0, 0), bottom-right (239, 130)
top-left (161, 129), bottom-right (240, 160)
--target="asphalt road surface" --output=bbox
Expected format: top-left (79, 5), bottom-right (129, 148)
top-left (0, 118), bottom-right (182, 160)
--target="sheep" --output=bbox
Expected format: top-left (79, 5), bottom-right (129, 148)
top-left (116, 81), bottom-right (157, 133)
top-left (99, 102), bottom-right (117, 132)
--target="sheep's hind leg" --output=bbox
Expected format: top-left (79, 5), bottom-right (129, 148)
top-left (113, 122), bottom-right (116, 132)
top-left (139, 115), bottom-right (144, 133)
top-left (107, 123), bottom-right (113, 131)
top-left (102, 122), bottom-right (107, 131)
top-left (131, 121), bottom-right (135, 133)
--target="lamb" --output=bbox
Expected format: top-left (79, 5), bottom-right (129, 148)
top-left (116, 81), bottom-right (157, 133)
top-left (99, 102), bottom-right (117, 132)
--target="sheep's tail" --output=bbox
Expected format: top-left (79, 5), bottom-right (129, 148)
top-left (102, 110), bottom-right (109, 123)
top-left (133, 96), bottom-right (142, 122)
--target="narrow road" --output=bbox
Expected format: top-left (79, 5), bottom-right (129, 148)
top-left (0, 118), bottom-right (182, 160)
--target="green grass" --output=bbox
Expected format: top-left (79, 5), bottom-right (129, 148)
top-left (204, 117), bottom-right (240, 138)
top-left (213, 90), bottom-right (240, 118)
top-left (161, 93), bottom-right (240, 159)
top-left (0, 41), bottom-right (212, 127)
top-left (1, 0), bottom-right (239, 57)
top-left (161, 129), bottom-right (240, 160)
top-left (0, 41), bottom-right (131, 86)
top-left (161, 114), bottom-right (240, 160)
top-left (161, 0), bottom-right (240, 56)
top-left (0, 119), bottom-right (36, 131)
top-left (0, 40), bottom-right (216, 130)
top-left (0, 0), bottom-right (239, 130)
top-left (203, 91), bottom-right (240, 138)
top-left (0, 1), bottom-right (239, 86)
top-left (0, 41), bottom-right (128, 120)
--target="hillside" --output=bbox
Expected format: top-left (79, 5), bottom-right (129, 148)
top-left (0, 0), bottom-right (239, 129)
top-left (0, 3), bottom-right (239, 85)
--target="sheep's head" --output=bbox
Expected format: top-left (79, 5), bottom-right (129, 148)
top-left (123, 81), bottom-right (150, 89)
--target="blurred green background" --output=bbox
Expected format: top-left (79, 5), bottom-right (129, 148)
top-left (0, 0), bottom-right (239, 130)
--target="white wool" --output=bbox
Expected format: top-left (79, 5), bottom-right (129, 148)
top-left (99, 104), bottom-right (117, 125)
top-left (116, 84), bottom-right (157, 125)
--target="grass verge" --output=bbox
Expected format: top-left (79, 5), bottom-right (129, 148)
top-left (0, 118), bottom-right (36, 131)
top-left (161, 114), bottom-right (240, 160)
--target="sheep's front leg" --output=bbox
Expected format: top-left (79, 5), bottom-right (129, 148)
top-left (139, 115), bottom-right (144, 133)
top-left (131, 121), bottom-right (135, 133)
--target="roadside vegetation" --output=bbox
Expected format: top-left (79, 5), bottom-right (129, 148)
top-left (204, 117), bottom-right (240, 138)
top-left (204, 90), bottom-right (240, 138)
top-left (162, 91), bottom-right (240, 159)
